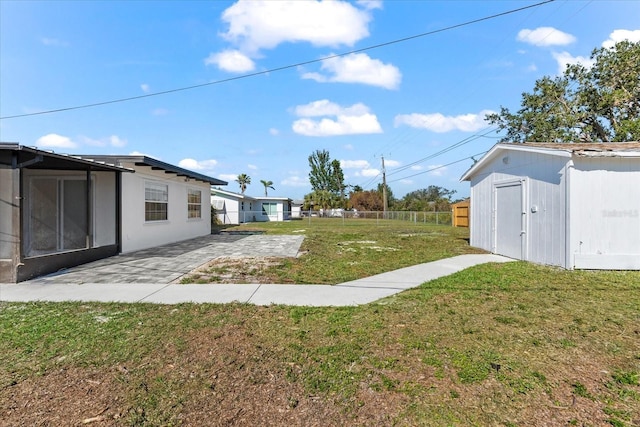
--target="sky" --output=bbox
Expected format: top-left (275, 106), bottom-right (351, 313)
top-left (1, 0), bottom-right (639, 201)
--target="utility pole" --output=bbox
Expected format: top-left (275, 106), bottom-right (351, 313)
top-left (381, 155), bottom-right (387, 218)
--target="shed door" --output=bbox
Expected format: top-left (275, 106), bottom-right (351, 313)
top-left (494, 181), bottom-right (524, 259)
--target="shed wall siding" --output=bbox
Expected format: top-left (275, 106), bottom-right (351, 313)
top-left (569, 157), bottom-right (640, 269)
top-left (121, 166), bottom-right (211, 253)
top-left (470, 150), bottom-right (567, 267)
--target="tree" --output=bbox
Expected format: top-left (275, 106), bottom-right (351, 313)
top-left (308, 149), bottom-right (333, 192)
top-left (377, 183), bottom-right (396, 208)
top-left (260, 179), bottom-right (275, 197)
top-left (235, 173), bottom-right (251, 194)
top-left (486, 41), bottom-right (640, 142)
top-left (307, 149), bottom-right (347, 208)
top-left (396, 186), bottom-right (456, 211)
top-left (349, 190), bottom-right (384, 211)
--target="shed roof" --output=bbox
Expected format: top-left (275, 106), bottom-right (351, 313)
top-left (461, 142), bottom-right (640, 181)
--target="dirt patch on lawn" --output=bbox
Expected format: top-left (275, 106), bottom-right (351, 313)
top-left (174, 256), bottom-right (288, 284)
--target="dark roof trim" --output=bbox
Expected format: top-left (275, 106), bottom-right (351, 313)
top-left (0, 143), bottom-right (133, 172)
top-left (85, 155), bottom-right (228, 186)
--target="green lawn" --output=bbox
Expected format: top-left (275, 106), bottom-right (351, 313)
top-left (2, 222), bottom-right (639, 426)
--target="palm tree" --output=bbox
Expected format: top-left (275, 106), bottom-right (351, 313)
top-left (235, 173), bottom-right (251, 194)
top-left (260, 179), bottom-right (275, 197)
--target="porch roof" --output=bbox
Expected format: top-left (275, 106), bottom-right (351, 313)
top-left (0, 143), bottom-right (133, 172)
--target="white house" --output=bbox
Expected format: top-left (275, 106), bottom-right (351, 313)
top-left (460, 142), bottom-right (640, 270)
top-left (85, 155), bottom-right (227, 252)
top-left (0, 144), bottom-right (227, 283)
top-left (211, 188), bottom-right (292, 224)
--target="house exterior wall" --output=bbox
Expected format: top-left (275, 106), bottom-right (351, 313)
top-left (469, 149), bottom-right (569, 268)
top-left (568, 157), bottom-right (640, 269)
top-left (120, 165), bottom-right (211, 253)
top-left (212, 195), bottom-right (241, 225)
top-left (256, 200), bottom-right (290, 222)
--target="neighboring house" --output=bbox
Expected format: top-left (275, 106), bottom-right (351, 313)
top-left (291, 200), bottom-right (304, 219)
top-left (0, 144), bottom-right (227, 283)
top-left (460, 142), bottom-right (640, 270)
top-left (211, 188), bottom-right (292, 224)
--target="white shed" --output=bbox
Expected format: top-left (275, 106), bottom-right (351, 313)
top-left (460, 142), bottom-right (640, 270)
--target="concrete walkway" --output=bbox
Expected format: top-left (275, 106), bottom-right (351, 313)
top-left (0, 253), bottom-right (513, 307)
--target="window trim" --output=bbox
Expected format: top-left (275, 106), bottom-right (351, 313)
top-left (145, 181), bottom-right (168, 222)
top-left (187, 188), bottom-right (202, 219)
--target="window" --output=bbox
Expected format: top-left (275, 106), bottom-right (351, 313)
top-left (145, 182), bottom-right (168, 221)
top-left (262, 202), bottom-right (278, 217)
top-left (188, 189), bottom-right (202, 219)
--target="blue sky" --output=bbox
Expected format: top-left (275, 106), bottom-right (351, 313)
top-left (1, 0), bottom-right (638, 200)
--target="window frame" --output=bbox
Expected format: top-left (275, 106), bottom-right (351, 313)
top-left (187, 188), bottom-right (202, 219)
top-left (145, 181), bottom-right (168, 222)
top-left (262, 202), bottom-right (278, 217)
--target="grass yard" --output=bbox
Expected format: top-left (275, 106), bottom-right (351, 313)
top-left (1, 222), bottom-right (639, 426)
top-left (184, 219), bottom-right (484, 284)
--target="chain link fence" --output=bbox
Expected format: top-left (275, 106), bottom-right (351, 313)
top-left (216, 209), bottom-right (453, 226)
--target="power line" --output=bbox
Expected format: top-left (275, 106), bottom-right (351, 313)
top-left (387, 152), bottom-right (488, 184)
top-left (0, 0), bottom-right (555, 120)
top-left (386, 128), bottom-right (497, 177)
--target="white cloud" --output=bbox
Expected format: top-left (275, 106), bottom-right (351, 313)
top-left (410, 165), bottom-right (423, 171)
top-left (141, 83), bottom-right (150, 93)
top-left (219, 173), bottom-right (239, 182)
top-left (341, 159), bottom-right (370, 169)
top-left (293, 99), bottom-right (369, 117)
top-left (517, 27), bottom-right (576, 46)
top-left (385, 159), bottom-right (401, 167)
top-left (293, 114), bottom-right (382, 137)
top-left (551, 51), bottom-right (594, 74)
top-left (394, 110), bottom-right (495, 133)
top-left (292, 100), bottom-right (382, 137)
top-left (301, 52), bottom-right (401, 89)
top-left (41, 37), bottom-right (68, 47)
top-left (36, 133), bottom-right (77, 149)
top-left (178, 158), bottom-right (218, 171)
top-left (204, 49), bottom-right (255, 73)
top-left (219, 1), bottom-right (372, 53)
top-left (248, 164), bottom-right (258, 170)
top-left (356, 0), bottom-right (383, 10)
top-left (129, 150), bottom-right (153, 157)
top-left (602, 29), bottom-right (640, 49)
top-left (344, 144), bottom-right (354, 150)
top-left (281, 176), bottom-right (309, 187)
top-left (79, 135), bottom-right (127, 148)
top-left (109, 135), bottom-right (127, 148)
top-left (269, 128), bottom-right (279, 136)
top-left (360, 168), bottom-right (380, 177)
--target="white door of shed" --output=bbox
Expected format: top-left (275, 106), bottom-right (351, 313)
top-left (494, 182), bottom-right (524, 259)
